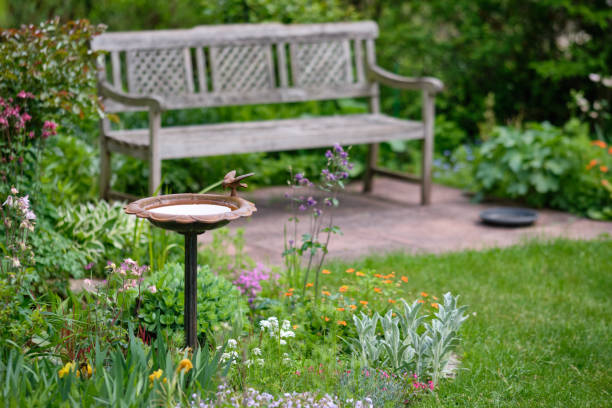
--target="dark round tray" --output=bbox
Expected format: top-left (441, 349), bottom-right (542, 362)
top-left (480, 207), bottom-right (538, 227)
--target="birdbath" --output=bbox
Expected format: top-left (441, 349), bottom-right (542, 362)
top-left (124, 171), bottom-right (256, 348)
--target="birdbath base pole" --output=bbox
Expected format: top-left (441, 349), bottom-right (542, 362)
top-left (184, 231), bottom-right (199, 349)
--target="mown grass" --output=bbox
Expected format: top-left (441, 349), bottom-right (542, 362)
top-left (323, 237), bottom-right (612, 407)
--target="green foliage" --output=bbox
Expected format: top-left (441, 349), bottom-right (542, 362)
top-left (0, 19), bottom-right (104, 129)
top-left (473, 120), bottom-right (612, 219)
top-left (139, 263), bottom-right (248, 342)
top-left (40, 134), bottom-right (98, 205)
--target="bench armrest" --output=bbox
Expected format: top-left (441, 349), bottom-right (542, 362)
top-left (366, 63), bottom-right (444, 94)
top-left (98, 80), bottom-right (165, 111)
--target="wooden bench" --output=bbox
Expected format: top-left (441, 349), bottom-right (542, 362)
top-left (91, 22), bottom-right (443, 203)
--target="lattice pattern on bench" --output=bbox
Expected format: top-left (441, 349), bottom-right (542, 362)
top-left (209, 44), bottom-right (274, 92)
top-left (290, 40), bottom-right (353, 87)
top-left (126, 48), bottom-right (193, 95)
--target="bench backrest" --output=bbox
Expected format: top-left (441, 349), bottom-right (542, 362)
top-left (91, 22), bottom-right (379, 113)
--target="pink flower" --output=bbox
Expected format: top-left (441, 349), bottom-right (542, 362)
top-left (22, 113), bottom-right (31, 122)
top-left (148, 285), bottom-right (157, 294)
top-left (17, 91), bottom-right (34, 99)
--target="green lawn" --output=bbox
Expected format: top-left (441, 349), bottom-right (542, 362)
top-left (325, 238), bottom-right (612, 407)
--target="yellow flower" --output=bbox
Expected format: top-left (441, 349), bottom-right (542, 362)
top-left (322, 269), bottom-right (331, 275)
top-left (346, 268), bottom-right (355, 273)
top-left (356, 271), bottom-right (366, 277)
top-left (177, 358), bottom-right (193, 374)
top-left (58, 362), bottom-right (75, 378)
top-left (149, 369), bottom-right (163, 382)
top-left (78, 363), bottom-right (93, 378)
top-left (339, 285), bottom-right (348, 293)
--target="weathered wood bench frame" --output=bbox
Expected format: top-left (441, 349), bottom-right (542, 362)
top-left (92, 22), bottom-right (443, 204)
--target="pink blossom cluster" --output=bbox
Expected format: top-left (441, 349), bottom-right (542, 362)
top-left (106, 258), bottom-right (148, 292)
top-left (2, 187), bottom-right (36, 231)
top-left (0, 92), bottom-right (58, 139)
top-left (233, 262), bottom-right (275, 305)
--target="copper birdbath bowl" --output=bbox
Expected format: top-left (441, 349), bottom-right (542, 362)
top-left (125, 172), bottom-right (256, 348)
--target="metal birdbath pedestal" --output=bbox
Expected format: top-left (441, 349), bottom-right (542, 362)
top-left (124, 172), bottom-right (256, 348)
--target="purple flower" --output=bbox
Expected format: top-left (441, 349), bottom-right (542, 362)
top-left (306, 196), bottom-right (317, 206)
top-left (233, 263), bottom-right (274, 305)
top-left (324, 198), bottom-right (333, 207)
top-left (295, 173), bottom-right (304, 182)
top-left (325, 150), bottom-right (333, 159)
top-left (298, 204), bottom-right (307, 211)
top-left (84, 262), bottom-right (95, 270)
top-left (333, 143), bottom-right (343, 153)
top-left (314, 208), bottom-right (322, 216)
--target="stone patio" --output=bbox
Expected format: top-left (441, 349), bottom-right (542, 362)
top-left (200, 178), bottom-right (612, 264)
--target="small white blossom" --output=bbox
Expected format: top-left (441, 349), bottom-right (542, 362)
top-left (602, 77), bottom-right (612, 88)
top-left (589, 73), bottom-right (601, 83)
top-left (280, 330), bottom-right (295, 339)
top-left (252, 347), bottom-right (262, 356)
top-left (227, 338), bottom-right (237, 348)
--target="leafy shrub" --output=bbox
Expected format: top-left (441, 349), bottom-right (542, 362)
top-left (139, 263), bottom-right (248, 342)
top-left (473, 120), bottom-right (612, 219)
top-left (348, 292), bottom-right (468, 386)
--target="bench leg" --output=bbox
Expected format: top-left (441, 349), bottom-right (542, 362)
top-left (421, 91), bottom-right (435, 205)
top-left (99, 119), bottom-right (111, 201)
top-left (363, 142), bottom-right (379, 193)
top-left (148, 109), bottom-right (162, 196)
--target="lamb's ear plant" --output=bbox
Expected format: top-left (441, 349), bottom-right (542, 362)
top-left (350, 312), bottom-right (383, 368)
top-left (379, 310), bottom-right (410, 372)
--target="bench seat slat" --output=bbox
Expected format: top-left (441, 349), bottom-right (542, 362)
top-left (105, 114), bottom-right (423, 160)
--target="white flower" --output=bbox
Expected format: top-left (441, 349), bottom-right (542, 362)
top-left (589, 73), bottom-right (601, 83)
top-left (259, 320), bottom-right (271, 329)
top-left (227, 339), bottom-right (237, 348)
top-left (256, 358), bottom-right (264, 366)
top-left (602, 77), bottom-right (612, 88)
top-left (280, 330), bottom-right (295, 339)
top-left (282, 320), bottom-right (291, 330)
top-left (10, 187), bottom-right (18, 195)
top-left (252, 347), bottom-right (262, 356)
top-left (216, 345), bottom-right (223, 351)
top-left (280, 339), bottom-right (287, 345)
top-left (245, 359), bottom-right (252, 367)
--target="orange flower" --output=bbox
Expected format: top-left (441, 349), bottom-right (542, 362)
top-left (284, 292), bottom-right (293, 297)
top-left (359, 300), bottom-right (368, 305)
top-left (420, 292), bottom-right (428, 297)
top-left (349, 304), bottom-right (357, 310)
top-left (431, 302), bottom-right (439, 309)
top-left (383, 279), bottom-right (393, 284)
top-left (321, 316), bottom-right (330, 322)
top-left (346, 268), bottom-right (355, 273)
top-left (322, 290), bottom-right (331, 296)
top-left (322, 269), bottom-right (331, 275)
top-left (601, 165), bottom-right (608, 173)
top-left (288, 288), bottom-right (295, 292)
top-left (337, 307), bottom-right (345, 311)
top-left (293, 324), bottom-right (298, 329)
top-left (586, 159), bottom-right (598, 170)
top-left (339, 285), bottom-right (348, 293)
top-left (392, 313), bottom-right (397, 317)
top-left (602, 179), bottom-right (610, 187)
top-left (337, 320), bottom-right (347, 326)
top-left (356, 271), bottom-right (366, 277)
top-left (306, 283), bottom-right (314, 287)
top-left (609, 147), bottom-right (612, 154)
top-left (374, 273), bottom-right (384, 278)
top-left (388, 299), bottom-right (396, 304)
top-left (383, 274), bottom-right (393, 279)
top-left (401, 276), bottom-right (408, 283)
top-left (592, 140), bottom-right (607, 148)
top-left (432, 296), bottom-right (439, 300)
top-left (373, 287), bottom-right (382, 293)
top-left (417, 299), bottom-right (425, 304)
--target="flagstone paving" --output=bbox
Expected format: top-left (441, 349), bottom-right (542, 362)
top-left (201, 178), bottom-right (612, 264)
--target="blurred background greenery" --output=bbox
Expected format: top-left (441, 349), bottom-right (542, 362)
top-left (2, 0), bottom-right (610, 204)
